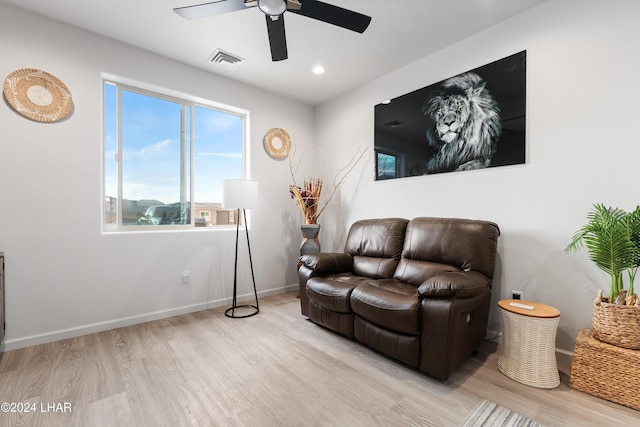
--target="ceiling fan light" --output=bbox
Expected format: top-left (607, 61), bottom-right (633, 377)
top-left (258, 0), bottom-right (287, 16)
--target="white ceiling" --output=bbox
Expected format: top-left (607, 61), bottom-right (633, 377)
top-left (2, 0), bottom-right (546, 106)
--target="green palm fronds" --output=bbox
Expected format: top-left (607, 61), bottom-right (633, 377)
top-left (624, 205), bottom-right (640, 297)
top-left (565, 203), bottom-right (640, 301)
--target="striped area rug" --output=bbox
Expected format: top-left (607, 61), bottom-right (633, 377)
top-left (460, 400), bottom-right (542, 427)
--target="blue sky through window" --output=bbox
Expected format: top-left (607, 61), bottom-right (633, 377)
top-left (104, 83), bottom-right (243, 206)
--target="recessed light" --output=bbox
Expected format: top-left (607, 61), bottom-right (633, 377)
top-left (312, 66), bottom-right (325, 75)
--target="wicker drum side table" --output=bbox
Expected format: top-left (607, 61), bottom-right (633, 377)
top-left (497, 300), bottom-right (561, 389)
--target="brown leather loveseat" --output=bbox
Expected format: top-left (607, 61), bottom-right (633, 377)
top-left (298, 217), bottom-right (500, 380)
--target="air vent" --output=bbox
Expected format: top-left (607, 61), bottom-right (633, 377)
top-left (208, 49), bottom-right (245, 68)
top-left (384, 120), bottom-right (403, 128)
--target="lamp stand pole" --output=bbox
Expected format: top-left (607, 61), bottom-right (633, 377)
top-left (225, 208), bottom-right (259, 318)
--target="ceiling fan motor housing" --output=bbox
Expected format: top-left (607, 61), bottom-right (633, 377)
top-left (258, 0), bottom-right (287, 16)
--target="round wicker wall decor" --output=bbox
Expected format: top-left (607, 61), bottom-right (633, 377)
top-left (263, 128), bottom-right (291, 159)
top-left (3, 68), bottom-right (73, 123)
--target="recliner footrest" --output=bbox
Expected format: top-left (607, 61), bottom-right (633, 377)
top-left (350, 283), bottom-right (420, 335)
top-left (354, 316), bottom-right (420, 367)
top-left (308, 300), bottom-right (354, 337)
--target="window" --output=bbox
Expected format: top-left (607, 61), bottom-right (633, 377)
top-left (103, 79), bottom-right (247, 231)
top-left (376, 151), bottom-right (400, 180)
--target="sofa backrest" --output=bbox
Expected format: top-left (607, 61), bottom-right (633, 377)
top-left (394, 217), bottom-right (500, 285)
top-left (344, 218), bottom-right (409, 279)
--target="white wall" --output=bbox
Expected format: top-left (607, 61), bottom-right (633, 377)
top-left (314, 0), bottom-right (640, 352)
top-left (3, 0), bottom-right (638, 355)
top-left (0, 4), bottom-right (314, 350)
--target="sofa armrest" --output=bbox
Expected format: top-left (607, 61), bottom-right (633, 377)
top-left (417, 271), bottom-right (490, 299)
top-left (300, 253), bottom-right (352, 274)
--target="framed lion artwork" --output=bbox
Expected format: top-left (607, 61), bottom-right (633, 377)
top-left (374, 51), bottom-right (526, 179)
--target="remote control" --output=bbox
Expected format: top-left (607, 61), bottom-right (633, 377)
top-left (509, 302), bottom-right (534, 310)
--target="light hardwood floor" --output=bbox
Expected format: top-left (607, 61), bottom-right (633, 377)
top-left (0, 292), bottom-right (638, 426)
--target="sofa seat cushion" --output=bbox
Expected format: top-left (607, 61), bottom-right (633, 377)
top-left (350, 280), bottom-right (420, 335)
top-left (306, 277), bottom-right (355, 313)
top-left (306, 273), bottom-right (398, 312)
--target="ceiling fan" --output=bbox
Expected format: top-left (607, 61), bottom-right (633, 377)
top-left (174, 0), bottom-right (372, 61)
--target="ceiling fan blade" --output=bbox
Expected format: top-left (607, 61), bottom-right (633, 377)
top-left (288, 0), bottom-right (371, 33)
top-left (174, 0), bottom-right (252, 20)
top-left (265, 15), bottom-right (288, 61)
top-left (286, 0), bottom-right (302, 11)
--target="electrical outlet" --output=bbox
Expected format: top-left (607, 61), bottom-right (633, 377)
top-left (512, 290), bottom-right (523, 300)
top-left (182, 271), bottom-right (190, 284)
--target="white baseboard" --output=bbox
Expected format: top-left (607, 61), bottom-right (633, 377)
top-left (0, 284), bottom-right (300, 352)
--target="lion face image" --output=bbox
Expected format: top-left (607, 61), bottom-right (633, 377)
top-left (422, 72), bottom-right (501, 174)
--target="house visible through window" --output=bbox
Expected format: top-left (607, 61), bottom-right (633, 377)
top-left (103, 79), bottom-right (247, 231)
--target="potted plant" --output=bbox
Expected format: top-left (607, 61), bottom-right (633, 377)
top-left (565, 203), bottom-right (640, 349)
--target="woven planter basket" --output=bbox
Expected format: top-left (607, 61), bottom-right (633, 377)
top-left (592, 299), bottom-right (640, 349)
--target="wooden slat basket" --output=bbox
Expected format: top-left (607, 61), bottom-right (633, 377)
top-left (569, 329), bottom-right (640, 411)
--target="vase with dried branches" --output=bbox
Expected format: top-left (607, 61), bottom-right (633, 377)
top-left (288, 139), bottom-right (366, 254)
top-left (288, 140), bottom-right (366, 225)
top-left (289, 177), bottom-right (323, 225)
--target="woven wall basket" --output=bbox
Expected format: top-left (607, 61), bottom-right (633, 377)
top-left (592, 299), bottom-right (640, 349)
top-left (3, 68), bottom-right (73, 122)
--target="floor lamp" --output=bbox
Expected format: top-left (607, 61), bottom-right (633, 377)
top-left (223, 179), bottom-right (259, 318)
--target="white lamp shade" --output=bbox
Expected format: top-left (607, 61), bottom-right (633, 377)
top-left (223, 179), bottom-right (258, 209)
